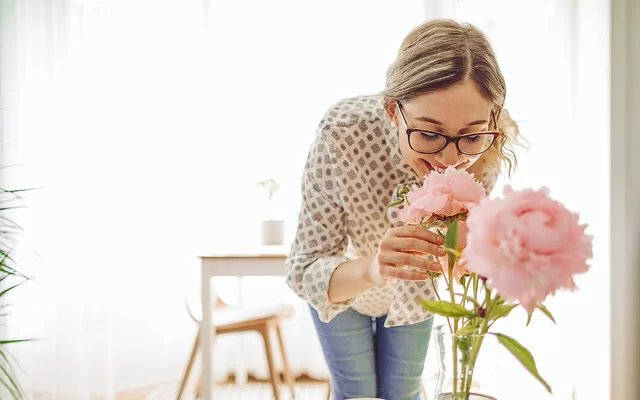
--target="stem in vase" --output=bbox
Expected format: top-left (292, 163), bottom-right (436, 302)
top-left (452, 318), bottom-right (459, 397)
top-left (449, 257), bottom-right (459, 395)
top-left (462, 287), bottom-right (495, 395)
top-left (462, 329), bottom-right (486, 395)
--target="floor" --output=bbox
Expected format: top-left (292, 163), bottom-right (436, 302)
top-left (114, 374), bottom-right (331, 400)
top-left (116, 381), bottom-right (329, 400)
top-left (113, 372), bottom-right (439, 400)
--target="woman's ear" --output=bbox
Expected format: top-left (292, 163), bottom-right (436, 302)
top-left (383, 98), bottom-right (397, 122)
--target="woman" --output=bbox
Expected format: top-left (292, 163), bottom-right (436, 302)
top-left (285, 19), bottom-right (521, 400)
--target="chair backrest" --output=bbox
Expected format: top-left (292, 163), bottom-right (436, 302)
top-left (184, 295), bottom-right (229, 323)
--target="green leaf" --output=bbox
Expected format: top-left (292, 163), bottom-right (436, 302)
top-left (0, 348), bottom-right (23, 399)
top-left (419, 299), bottom-right (475, 318)
top-left (444, 219), bottom-right (459, 269)
top-left (444, 247), bottom-right (462, 258)
top-left (489, 304), bottom-right (518, 321)
top-left (455, 324), bottom-right (480, 337)
top-left (0, 282), bottom-right (25, 298)
top-left (444, 219), bottom-right (459, 251)
top-left (0, 375), bottom-right (20, 400)
top-left (537, 303), bottom-right (556, 324)
top-left (0, 358), bottom-right (23, 399)
top-left (0, 339), bottom-right (32, 345)
top-left (457, 335), bottom-right (472, 364)
top-left (527, 303), bottom-right (557, 326)
top-left (454, 293), bottom-right (481, 308)
top-left (493, 333), bottom-right (552, 394)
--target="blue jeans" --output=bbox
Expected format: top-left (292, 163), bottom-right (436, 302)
top-left (309, 305), bottom-right (433, 400)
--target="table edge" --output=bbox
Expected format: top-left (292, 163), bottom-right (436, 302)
top-left (199, 254), bottom-right (288, 259)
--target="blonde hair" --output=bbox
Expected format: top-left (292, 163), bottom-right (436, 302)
top-left (382, 19), bottom-right (524, 176)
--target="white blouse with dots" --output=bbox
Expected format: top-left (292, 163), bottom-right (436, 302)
top-left (284, 94), bottom-right (498, 327)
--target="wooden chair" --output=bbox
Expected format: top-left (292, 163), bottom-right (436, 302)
top-left (176, 297), bottom-right (297, 400)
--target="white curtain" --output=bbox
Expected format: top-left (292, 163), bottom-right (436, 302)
top-left (3, 0), bottom-right (428, 398)
top-left (4, 1), bottom-right (218, 398)
top-left (1, 0), bottom-right (609, 399)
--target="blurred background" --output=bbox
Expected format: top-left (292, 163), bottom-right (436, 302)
top-left (1, 0), bottom-right (636, 399)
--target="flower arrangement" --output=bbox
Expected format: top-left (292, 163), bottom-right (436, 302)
top-left (389, 167), bottom-right (592, 399)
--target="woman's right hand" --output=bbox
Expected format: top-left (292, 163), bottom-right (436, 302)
top-left (366, 225), bottom-right (446, 284)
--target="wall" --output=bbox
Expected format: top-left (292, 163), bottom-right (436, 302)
top-left (610, 0), bottom-right (640, 399)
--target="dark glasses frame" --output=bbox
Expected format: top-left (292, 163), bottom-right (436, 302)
top-left (395, 101), bottom-right (500, 155)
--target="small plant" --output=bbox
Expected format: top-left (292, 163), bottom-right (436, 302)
top-left (256, 178), bottom-right (280, 201)
top-left (0, 187), bottom-right (33, 399)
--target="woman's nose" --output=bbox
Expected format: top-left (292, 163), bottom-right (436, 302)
top-left (439, 142), bottom-right (462, 166)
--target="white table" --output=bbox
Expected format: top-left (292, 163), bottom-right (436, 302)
top-left (198, 245), bottom-right (288, 400)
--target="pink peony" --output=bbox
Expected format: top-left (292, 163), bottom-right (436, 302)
top-left (400, 167), bottom-right (486, 224)
top-left (464, 186), bottom-right (592, 312)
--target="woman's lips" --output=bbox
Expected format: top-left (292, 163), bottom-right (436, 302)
top-left (421, 160), bottom-right (468, 173)
top-left (422, 160), bottom-right (447, 173)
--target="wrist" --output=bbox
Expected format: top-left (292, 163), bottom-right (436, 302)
top-left (364, 256), bottom-right (389, 287)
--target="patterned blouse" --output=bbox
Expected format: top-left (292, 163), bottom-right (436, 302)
top-left (284, 94), bottom-right (498, 327)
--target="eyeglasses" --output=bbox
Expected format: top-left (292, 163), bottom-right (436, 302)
top-left (395, 102), bottom-right (500, 155)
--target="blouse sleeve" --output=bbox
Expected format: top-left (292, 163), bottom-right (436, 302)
top-left (284, 124), bottom-right (355, 323)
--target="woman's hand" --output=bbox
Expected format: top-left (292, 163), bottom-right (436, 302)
top-left (366, 225), bottom-right (446, 284)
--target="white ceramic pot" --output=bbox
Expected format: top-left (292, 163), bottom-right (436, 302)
top-left (261, 220), bottom-right (284, 245)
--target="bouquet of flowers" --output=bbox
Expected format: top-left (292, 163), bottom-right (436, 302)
top-left (389, 167), bottom-right (592, 399)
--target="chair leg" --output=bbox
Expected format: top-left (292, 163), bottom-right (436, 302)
top-left (326, 380), bottom-right (331, 400)
top-left (274, 323), bottom-right (296, 399)
top-left (420, 381), bottom-right (428, 400)
top-left (258, 323), bottom-right (281, 400)
top-left (177, 328), bottom-right (200, 400)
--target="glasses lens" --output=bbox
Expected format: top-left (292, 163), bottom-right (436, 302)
top-left (409, 131), bottom-right (447, 153)
top-left (458, 133), bottom-right (496, 154)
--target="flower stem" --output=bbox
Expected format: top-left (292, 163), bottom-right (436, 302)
top-left (461, 276), bottom-right (471, 325)
top-left (473, 274), bottom-right (479, 301)
top-left (437, 258), bottom-right (450, 288)
top-left (431, 278), bottom-right (453, 334)
top-left (452, 317), bottom-right (459, 397)
top-left (448, 248), bottom-right (459, 396)
top-left (462, 286), bottom-right (496, 395)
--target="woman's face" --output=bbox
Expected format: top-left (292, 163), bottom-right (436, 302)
top-left (387, 79), bottom-right (495, 178)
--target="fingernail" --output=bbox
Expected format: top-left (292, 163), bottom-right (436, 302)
top-left (438, 247), bottom-right (447, 256)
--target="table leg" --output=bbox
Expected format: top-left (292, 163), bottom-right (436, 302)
top-left (200, 265), bottom-right (215, 400)
top-left (235, 277), bottom-right (249, 386)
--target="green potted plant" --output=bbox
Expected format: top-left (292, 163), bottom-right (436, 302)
top-left (0, 187), bottom-right (32, 399)
top-left (256, 178), bottom-right (284, 246)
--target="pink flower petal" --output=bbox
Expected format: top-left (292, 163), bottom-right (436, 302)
top-left (464, 186), bottom-right (592, 311)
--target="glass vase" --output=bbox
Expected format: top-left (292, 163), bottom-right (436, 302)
top-left (433, 324), bottom-right (499, 400)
